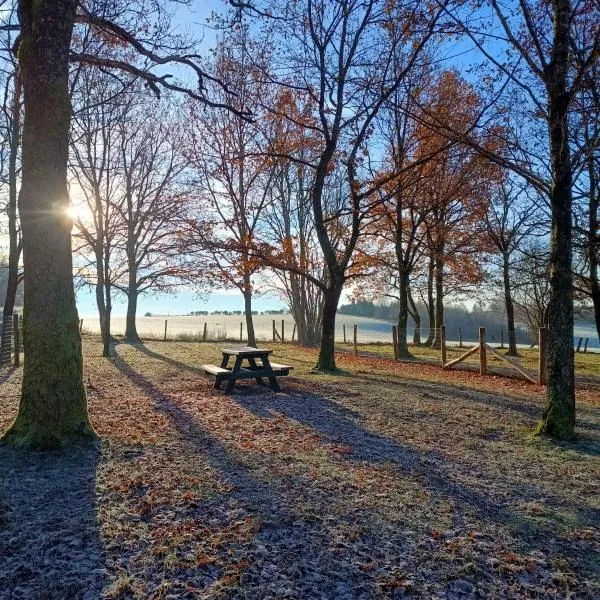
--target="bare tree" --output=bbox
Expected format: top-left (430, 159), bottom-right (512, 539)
top-left (513, 245), bottom-right (551, 343)
top-left (429, 0), bottom-right (600, 439)
top-left (0, 61), bottom-right (21, 362)
top-left (0, 0), bottom-right (241, 448)
top-left (484, 180), bottom-right (544, 355)
top-left (185, 27), bottom-right (272, 347)
top-left (69, 67), bottom-right (132, 356)
top-left (248, 0), bottom-right (447, 371)
top-left (115, 98), bottom-right (189, 342)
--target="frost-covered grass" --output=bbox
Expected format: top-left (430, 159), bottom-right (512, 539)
top-left (0, 338), bottom-right (598, 598)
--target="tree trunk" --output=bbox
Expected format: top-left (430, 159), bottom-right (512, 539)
top-left (430, 248), bottom-right (444, 349)
top-left (2, 0), bottom-right (97, 448)
top-left (103, 250), bottom-right (112, 357)
top-left (243, 282), bottom-right (256, 347)
top-left (407, 283), bottom-right (421, 344)
top-left (316, 281), bottom-right (343, 372)
top-left (396, 270), bottom-right (412, 358)
top-left (502, 251), bottom-right (519, 356)
top-left (125, 272), bottom-right (140, 343)
top-left (588, 154), bottom-right (600, 340)
top-left (0, 71), bottom-right (22, 363)
top-left (424, 253), bottom-right (435, 345)
top-left (94, 251), bottom-right (110, 357)
top-left (536, 0), bottom-right (575, 440)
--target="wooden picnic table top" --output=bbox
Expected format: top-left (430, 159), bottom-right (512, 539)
top-left (220, 346), bottom-right (273, 357)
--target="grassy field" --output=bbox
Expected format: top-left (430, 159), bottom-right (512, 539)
top-left (1, 337), bottom-right (599, 599)
top-left (341, 342), bottom-right (600, 381)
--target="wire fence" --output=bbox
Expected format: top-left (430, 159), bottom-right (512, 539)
top-left (0, 314), bottom-right (21, 367)
top-left (332, 326), bottom-right (600, 383)
top-left (80, 317), bottom-right (599, 383)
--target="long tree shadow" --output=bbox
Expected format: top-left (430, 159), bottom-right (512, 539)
top-left (128, 340), bottom-right (209, 377)
top-left (116, 347), bottom-right (599, 547)
top-left (110, 349), bottom-right (401, 598)
top-left (0, 445), bottom-right (104, 598)
top-left (0, 365), bottom-right (17, 385)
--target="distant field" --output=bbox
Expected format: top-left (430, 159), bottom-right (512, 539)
top-left (80, 313), bottom-right (399, 343)
top-left (81, 311), bottom-right (600, 349)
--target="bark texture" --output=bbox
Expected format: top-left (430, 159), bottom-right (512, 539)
top-left (536, 0), bottom-right (575, 440)
top-left (2, 0), bottom-right (97, 448)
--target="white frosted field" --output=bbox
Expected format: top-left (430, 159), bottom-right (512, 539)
top-left (80, 313), bottom-right (398, 343)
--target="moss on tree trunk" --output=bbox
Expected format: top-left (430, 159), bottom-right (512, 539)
top-left (2, 0), bottom-right (97, 449)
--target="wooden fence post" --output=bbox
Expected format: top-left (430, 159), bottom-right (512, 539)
top-left (240, 322), bottom-right (243, 342)
top-left (164, 319), bottom-right (168, 341)
top-left (353, 324), bottom-right (358, 356)
top-left (343, 324), bottom-right (347, 344)
top-left (458, 327), bottom-right (463, 348)
top-left (281, 319), bottom-right (285, 342)
top-left (500, 330), bottom-right (504, 348)
top-left (202, 322), bottom-right (208, 342)
top-left (576, 337), bottom-right (583, 352)
top-left (441, 324), bottom-right (447, 366)
top-left (538, 327), bottom-right (548, 386)
top-left (584, 337), bottom-right (589, 353)
top-left (13, 314), bottom-right (20, 367)
top-left (292, 323), bottom-right (296, 342)
top-left (392, 326), bottom-right (398, 360)
top-left (479, 327), bottom-right (487, 375)
top-left (272, 319), bottom-right (276, 343)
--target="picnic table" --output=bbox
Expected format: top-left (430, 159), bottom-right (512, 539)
top-left (201, 346), bottom-right (293, 393)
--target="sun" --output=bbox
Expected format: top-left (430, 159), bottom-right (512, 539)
top-left (66, 202), bottom-right (92, 224)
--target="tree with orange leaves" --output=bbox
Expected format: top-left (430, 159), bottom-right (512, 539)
top-left (414, 71), bottom-right (501, 348)
top-left (243, 0), bottom-right (449, 371)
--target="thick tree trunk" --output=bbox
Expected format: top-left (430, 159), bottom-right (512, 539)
top-left (2, 0), bottom-right (97, 448)
top-left (1, 72), bottom-right (22, 363)
top-left (588, 157), bottom-right (600, 340)
top-left (502, 252), bottom-right (519, 356)
top-left (536, 0), bottom-right (575, 440)
top-left (316, 281), bottom-right (343, 372)
top-left (430, 249), bottom-right (444, 349)
top-left (424, 254), bottom-right (435, 346)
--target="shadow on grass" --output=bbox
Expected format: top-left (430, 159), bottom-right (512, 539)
top-left (115, 345), bottom-right (600, 551)
top-left (0, 445), bottom-right (104, 598)
top-left (126, 340), bottom-right (209, 377)
top-left (110, 348), bottom-right (392, 598)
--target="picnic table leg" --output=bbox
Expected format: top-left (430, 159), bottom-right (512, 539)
top-left (261, 356), bottom-right (280, 392)
top-left (248, 357), bottom-right (265, 385)
top-left (214, 355), bottom-right (230, 390)
top-left (225, 355), bottom-right (243, 394)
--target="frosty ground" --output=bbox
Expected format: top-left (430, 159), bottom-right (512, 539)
top-left (0, 338), bottom-right (598, 599)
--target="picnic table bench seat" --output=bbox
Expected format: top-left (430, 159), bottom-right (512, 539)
top-left (267, 362), bottom-right (293, 375)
